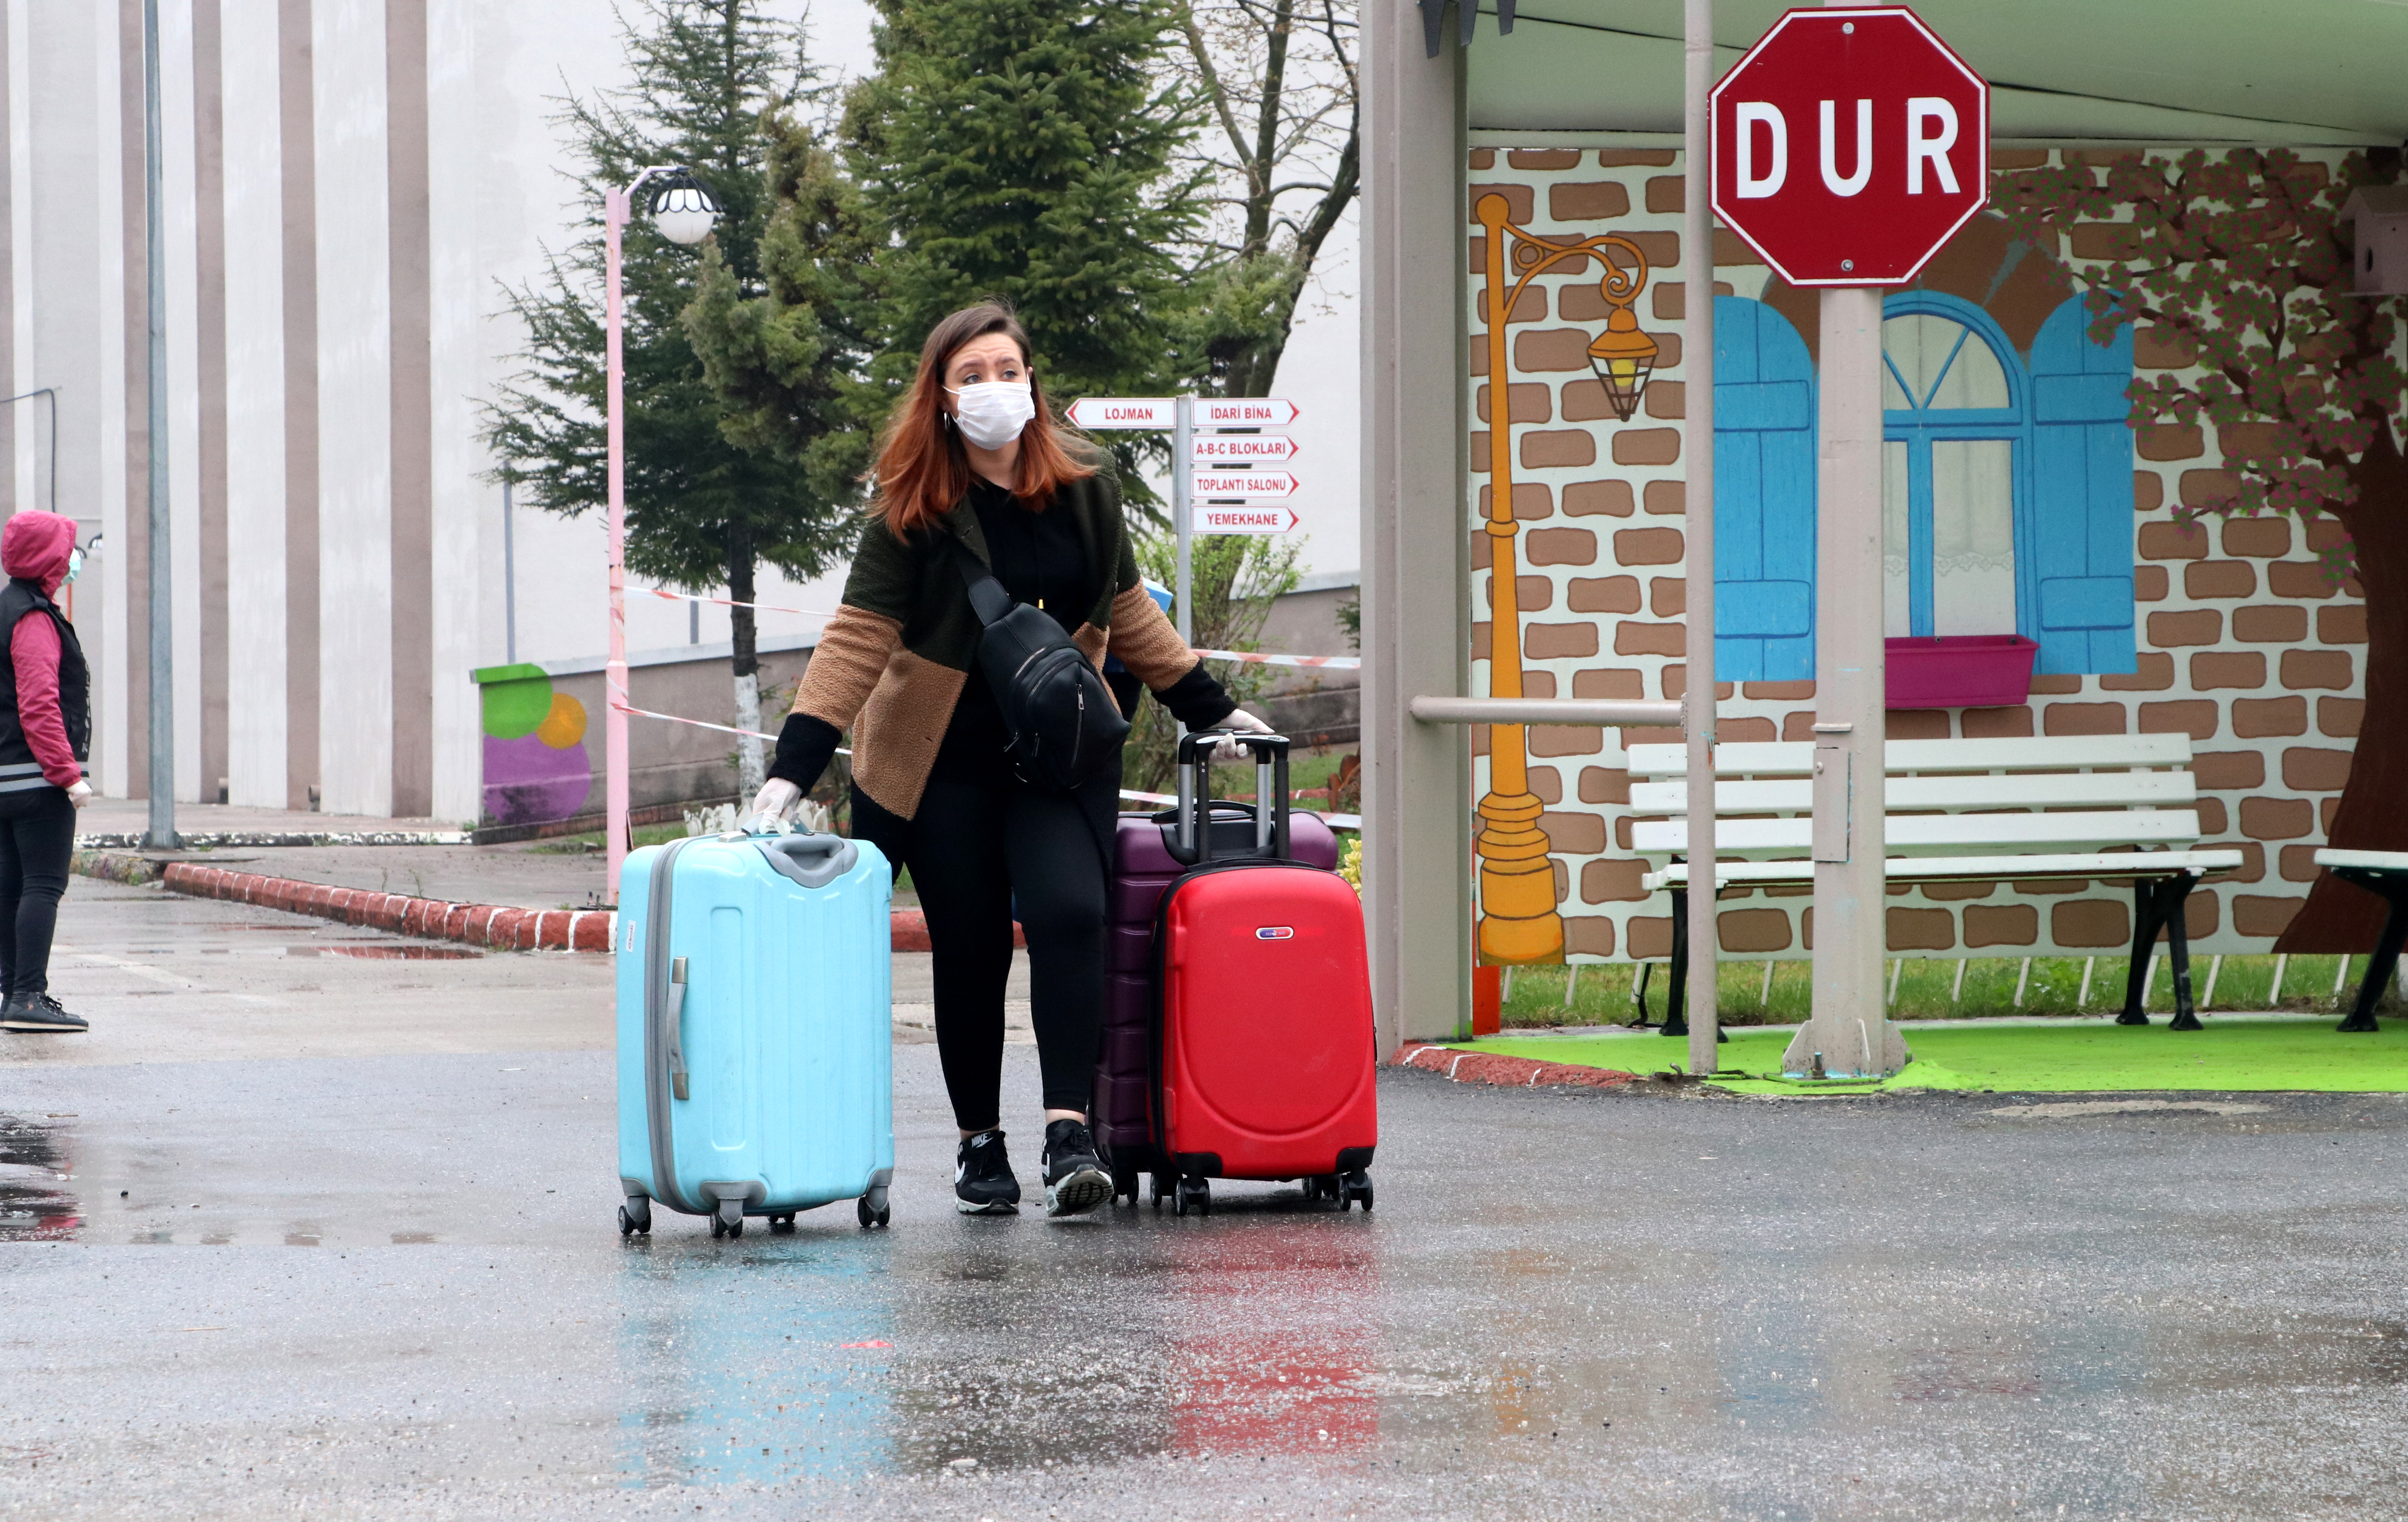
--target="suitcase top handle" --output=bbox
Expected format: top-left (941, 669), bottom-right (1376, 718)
top-left (1171, 729), bottom-right (1291, 866)
top-left (751, 831), bottom-right (859, 889)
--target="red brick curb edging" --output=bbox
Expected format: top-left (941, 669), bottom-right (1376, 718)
top-left (159, 863), bottom-right (1022, 956)
top-left (1392, 1043), bottom-right (1643, 1090)
top-left (162, 862), bottom-right (618, 952)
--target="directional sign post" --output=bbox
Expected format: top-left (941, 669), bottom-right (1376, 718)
top-left (1711, 5), bottom-right (1987, 1078)
top-left (1063, 394), bottom-right (1302, 646)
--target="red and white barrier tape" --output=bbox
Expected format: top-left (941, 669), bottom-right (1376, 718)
top-left (644, 587), bottom-right (837, 619)
top-left (610, 701), bottom-right (1357, 826)
top-left (1191, 647), bottom-right (1359, 671)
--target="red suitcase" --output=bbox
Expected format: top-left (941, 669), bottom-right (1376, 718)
top-left (1150, 731), bottom-right (1377, 1217)
top-left (1096, 798), bottom-right (1338, 1200)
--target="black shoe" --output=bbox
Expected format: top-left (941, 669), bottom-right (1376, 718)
top-left (1, 993), bottom-right (87, 1034)
top-left (1041, 1119), bottom-right (1112, 1218)
top-left (954, 1130), bottom-right (1021, 1215)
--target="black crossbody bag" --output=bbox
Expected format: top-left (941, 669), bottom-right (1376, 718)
top-left (952, 541), bottom-right (1130, 792)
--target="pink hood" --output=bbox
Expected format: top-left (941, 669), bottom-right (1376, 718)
top-left (1, 511), bottom-right (75, 598)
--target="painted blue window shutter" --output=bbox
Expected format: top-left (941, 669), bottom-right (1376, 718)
top-left (2027, 298), bottom-right (2136, 675)
top-left (1712, 296), bottom-right (1817, 681)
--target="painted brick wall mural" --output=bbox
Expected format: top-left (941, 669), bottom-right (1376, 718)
top-left (1465, 143), bottom-right (2396, 965)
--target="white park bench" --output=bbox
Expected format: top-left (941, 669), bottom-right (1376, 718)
top-left (1624, 735), bottom-right (2244, 1032)
top-left (2310, 850), bottom-right (2408, 1033)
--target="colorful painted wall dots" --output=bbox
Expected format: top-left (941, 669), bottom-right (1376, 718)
top-left (474, 663), bottom-right (593, 826)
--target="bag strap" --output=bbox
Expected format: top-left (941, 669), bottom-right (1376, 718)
top-left (949, 538), bottom-right (1016, 627)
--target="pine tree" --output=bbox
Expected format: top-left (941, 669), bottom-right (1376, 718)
top-left (683, 107), bottom-right (881, 532)
top-left (483, 0), bottom-right (862, 794)
top-left (843, 0), bottom-right (1206, 485)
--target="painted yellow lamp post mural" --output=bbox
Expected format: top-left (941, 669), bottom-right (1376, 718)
top-left (1473, 192), bottom-right (1661, 965)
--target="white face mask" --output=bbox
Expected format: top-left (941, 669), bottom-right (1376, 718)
top-left (945, 381), bottom-right (1036, 451)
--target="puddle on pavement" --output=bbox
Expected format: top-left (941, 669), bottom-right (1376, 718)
top-left (0, 1114), bottom-right (78, 1241)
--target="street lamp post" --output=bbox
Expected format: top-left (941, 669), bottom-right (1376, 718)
top-left (1472, 195), bottom-right (1660, 965)
top-left (603, 166), bottom-right (716, 904)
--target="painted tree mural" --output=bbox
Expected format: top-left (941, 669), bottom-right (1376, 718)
top-left (1996, 147), bottom-right (2406, 951)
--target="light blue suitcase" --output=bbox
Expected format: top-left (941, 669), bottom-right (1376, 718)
top-left (615, 829), bottom-right (894, 1237)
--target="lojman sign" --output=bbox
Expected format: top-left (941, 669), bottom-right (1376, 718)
top-left (1710, 6), bottom-right (1988, 286)
top-left (1064, 397), bottom-right (1176, 430)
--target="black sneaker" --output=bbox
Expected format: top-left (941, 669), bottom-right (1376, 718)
top-left (1, 993), bottom-right (87, 1034)
top-left (1041, 1119), bottom-right (1112, 1218)
top-left (954, 1130), bottom-right (1020, 1215)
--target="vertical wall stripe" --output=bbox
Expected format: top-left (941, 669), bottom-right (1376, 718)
top-left (277, 0), bottom-right (318, 810)
top-left (192, 0), bottom-right (228, 804)
top-left (424, 0), bottom-right (480, 821)
top-left (4, 0), bottom-right (27, 516)
top-left (221, 0), bottom-right (287, 807)
top-left (162, 0), bottom-right (203, 800)
top-left (313, 0), bottom-right (393, 817)
top-left (103, 0), bottom-right (141, 796)
top-left (385, 0), bottom-right (431, 818)
top-left (0, 8), bottom-right (14, 518)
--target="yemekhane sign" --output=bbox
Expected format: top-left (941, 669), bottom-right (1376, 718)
top-left (1196, 505), bottom-right (1300, 535)
top-left (1710, 6), bottom-right (1988, 286)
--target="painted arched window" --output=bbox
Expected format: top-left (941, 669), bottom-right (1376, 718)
top-left (1880, 296), bottom-right (2024, 640)
top-left (1711, 293), bottom-right (2135, 681)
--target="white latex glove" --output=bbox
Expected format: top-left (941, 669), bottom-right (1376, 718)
top-left (66, 779), bottom-right (92, 810)
top-left (745, 777), bottom-right (801, 833)
top-left (1211, 708), bottom-right (1277, 763)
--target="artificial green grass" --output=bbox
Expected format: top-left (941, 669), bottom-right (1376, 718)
top-left (1453, 1017), bottom-right (2408, 1095)
top-left (1495, 954), bottom-right (2388, 1028)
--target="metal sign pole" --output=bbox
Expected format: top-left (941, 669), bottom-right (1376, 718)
top-left (142, 0), bottom-right (176, 848)
top-left (1683, 0), bottom-right (1719, 1076)
top-left (1173, 393), bottom-right (1195, 644)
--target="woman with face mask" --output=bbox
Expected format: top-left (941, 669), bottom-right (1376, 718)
top-left (746, 301), bottom-right (1273, 1217)
top-left (0, 510), bottom-right (94, 1034)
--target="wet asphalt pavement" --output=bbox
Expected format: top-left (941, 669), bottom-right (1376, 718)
top-left (3, 882), bottom-right (2407, 1520)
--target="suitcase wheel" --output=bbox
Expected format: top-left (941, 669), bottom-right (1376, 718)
top-left (618, 1197), bottom-right (652, 1237)
top-left (1339, 1171), bottom-right (1373, 1213)
top-left (1303, 1175), bottom-right (1341, 1204)
top-left (1111, 1163), bottom-right (1139, 1207)
top-left (770, 1214), bottom-right (797, 1233)
top-left (1149, 1172), bottom-right (1171, 1212)
top-left (711, 1198), bottom-right (746, 1239)
top-left (1173, 1176), bottom-right (1210, 1218)
top-left (857, 1187), bottom-right (891, 1229)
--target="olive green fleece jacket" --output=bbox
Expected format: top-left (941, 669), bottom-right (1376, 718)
top-left (768, 468), bottom-right (1233, 819)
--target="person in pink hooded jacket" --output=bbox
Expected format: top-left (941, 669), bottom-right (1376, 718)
top-left (0, 510), bottom-right (93, 1033)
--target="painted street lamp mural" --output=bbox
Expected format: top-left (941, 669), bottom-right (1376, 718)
top-left (1472, 191), bottom-right (1661, 967)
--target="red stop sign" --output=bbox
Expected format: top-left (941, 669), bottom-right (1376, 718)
top-left (1711, 7), bottom-right (1988, 286)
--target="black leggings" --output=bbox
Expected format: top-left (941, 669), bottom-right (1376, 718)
top-left (856, 776), bottom-right (1111, 1133)
top-left (0, 787), bottom-right (74, 998)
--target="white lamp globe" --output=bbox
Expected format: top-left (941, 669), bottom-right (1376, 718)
top-left (652, 178), bottom-right (718, 247)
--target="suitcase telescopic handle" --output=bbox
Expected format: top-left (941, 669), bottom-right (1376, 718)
top-left (666, 956), bottom-right (690, 1102)
top-left (1171, 729), bottom-right (1291, 865)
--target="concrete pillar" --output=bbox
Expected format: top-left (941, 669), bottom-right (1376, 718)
top-left (1359, 13), bottom-right (1470, 1050)
top-left (220, 0), bottom-right (291, 807)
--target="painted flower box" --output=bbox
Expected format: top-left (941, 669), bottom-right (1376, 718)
top-left (1884, 635), bottom-right (2040, 710)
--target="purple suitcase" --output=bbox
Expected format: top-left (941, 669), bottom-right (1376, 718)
top-left (1094, 763), bottom-right (1338, 1199)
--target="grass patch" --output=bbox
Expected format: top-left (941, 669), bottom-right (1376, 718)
top-left (528, 822), bottom-right (694, 855)
top-left (1495, 953), bottom-right (2394, 1030)
top-left (1456, 1017), bottom-right (2408, 1094)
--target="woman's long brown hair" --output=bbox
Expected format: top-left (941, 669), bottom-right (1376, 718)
top-left (870, 302), bottom-right (1094, 534)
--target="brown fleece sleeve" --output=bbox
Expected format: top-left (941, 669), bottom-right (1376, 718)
top-left (793, 605), bottom-right (903, 731)
top-left (1104, 583), bottom-right (1198, 690)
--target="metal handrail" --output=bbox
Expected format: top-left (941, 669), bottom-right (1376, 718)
top-left (1408, 696), bottom-right (1684, 727)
